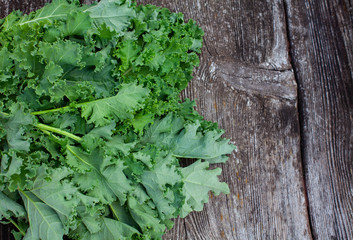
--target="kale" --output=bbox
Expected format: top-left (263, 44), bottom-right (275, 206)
top-left (0, 1), bottom-right (236, 239)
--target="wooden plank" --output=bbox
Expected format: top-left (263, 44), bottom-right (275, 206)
top-left (0, 0), bottom-right (312, 239)
top-left (285, 0), bottom-right (353, 239)
top-left (0, 0), bottom-right (48, 17)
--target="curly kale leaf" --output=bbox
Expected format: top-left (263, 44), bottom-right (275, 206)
top-left (180, 160), bottom-right (230, 217)
top-left (66, 145), bottom-right (132, 204)
top-left (79, 83), bottom-right (150, 126)
top-left (84, 0), bottom-right (135, 33)
top-left (142, 114), bottom-right (236, 160)
top-left (1, 105), bottom-right (34, 152)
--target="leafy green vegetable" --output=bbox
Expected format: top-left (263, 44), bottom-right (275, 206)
top-left (20, 191), bottom-right (65, 240)
top-left (0, 0), bottom-right (236, 239)
top-left (0, 191), bottom-right (25, 219)
top-left (180, 160), bottom-right (230, 217)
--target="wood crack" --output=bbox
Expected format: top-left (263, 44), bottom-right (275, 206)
top-left (282, 0), bottom-right (315, 238)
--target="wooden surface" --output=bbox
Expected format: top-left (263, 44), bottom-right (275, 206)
top-left (286, 0), bottom-right (353, 239)
top-left (0, 0), bottom-right (352, 239)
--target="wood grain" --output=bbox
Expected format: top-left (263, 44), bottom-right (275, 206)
top-left (285, 0), bottom-right (353, 239)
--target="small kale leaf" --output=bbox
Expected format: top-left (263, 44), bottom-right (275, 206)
top-left (180, 160), bottom-right (230, 217)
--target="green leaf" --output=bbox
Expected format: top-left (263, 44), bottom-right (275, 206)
top-left (110, 201), bottom-right (138, 229)
top-left (142, 114), bottom-right (235, 159)
top-left (132, 152), bottom-right (153, 169)
top-left (37, 40), bottom-right (83, 67)
top-left (29, 165), bottom-right (79, 230)
top-left (89, 217), bottom-right (140, 240)
top-left (0, 47), bottom-right (14, 72)
top-left (3, 104), bottom-right (33, 152)
top-left (1, 151), bottom-right (23, 180)
top-left (180, 160), bottom-right (229, 218)
top-left (12, 230), bottom-right (25, 240)
top-left (105, 135), bottom-right (136, 156)
top-left (66, 145), bottom-right (97, 173)
top-left (17, 0), bottom-right (74, 27)
top-left (10, 40), bottom-right (44, 76)
top-left (141, 153), bottom-right (182, 219)
top-left (84, 0), bottom-right (136, 33)
top-left (81, 214), bottom-right (102, 234)
top-left (115, 40), bottom-right (142, 72)
top-left (0, 11), bottom-right (22, 31)
top-left (35, 62), bottom-right (63, 96)
top-left (131, 112), bottom-right (154, 134)
top-left (81, 122), bottom-right (115, 150)
top-left (67, 146), bottom-right (132, 204)
top-left (0, 191), bottom-right (25, 219)
top-left (80, 83), bottom-right (149, 126)
top-left (172, 122), bottom-right (235, 159)
top-left (128, 196), bottom-right (166, 239)
top-left (20, 191), bottom-right (64, 240)
top-left (65, 11), bottom-right (92, 36)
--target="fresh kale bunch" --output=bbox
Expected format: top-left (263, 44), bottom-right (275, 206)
top-left (0, 0), bottom-right (236, 239)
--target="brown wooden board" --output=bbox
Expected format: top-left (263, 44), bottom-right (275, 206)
top-left (285, 0), bottom-right (353, 238)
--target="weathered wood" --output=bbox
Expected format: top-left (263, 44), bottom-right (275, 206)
top-left (285, 0), bottom-right (353, 239)
top-left (0, 0), bottom-right (315, 239)
top-left (0, 0), bottom-right (47, 17)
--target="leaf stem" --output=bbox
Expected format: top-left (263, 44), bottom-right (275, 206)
top-left (31, 94), bottom-right (119, 116)
top-left (31, 106), bottom-right (71, 115)
top-left (109, 204), bottom-right (120, 222)
top-left (123, 67), bottom-right (132, 76)
top-left (66, 145), bottom-right (94, 168)
top-left (0, 111), bottom-right (10, 117)
top-left (39, 129), bottom-right (63, 142)
top-left (35, 123), bottom-right (82, 142)
top-left (8, 218), bottom-right (26, 236)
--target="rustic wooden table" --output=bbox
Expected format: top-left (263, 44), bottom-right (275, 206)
top-left (1, 0), bottom-right (352, 239)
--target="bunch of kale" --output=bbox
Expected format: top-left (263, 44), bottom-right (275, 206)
top-left (0, 0), bottom-right (235, 239)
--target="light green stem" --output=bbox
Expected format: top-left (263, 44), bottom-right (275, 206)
top-left (66, 145), bottom-right (94, 168)
top-left (39, 129), bottom-right (62, 142)
top-left (123, 67), bottom-right (132, 76)
top-left (31, 93), bottom-right (120, 116)
top-left (31, 106), bottom-right (71, 115)
top-left (1, 110), bottom-right (81, 142)
top-left (8, 218), bottom-right (26, 236)
top-left (35, 123), bottom-right (82, 142)
top-left (0, 111), bottom-right (10, 117)
top-left (109, 204), bottom-right (120, 222)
